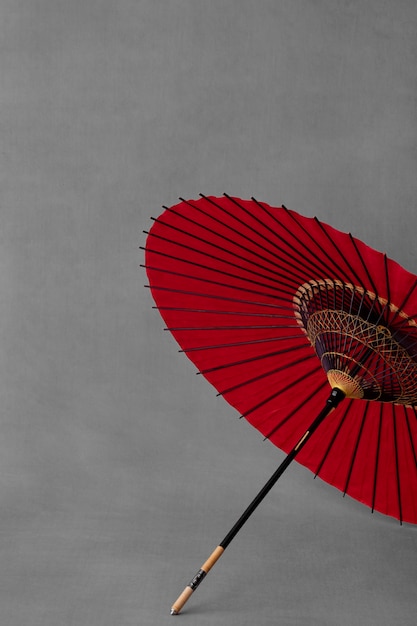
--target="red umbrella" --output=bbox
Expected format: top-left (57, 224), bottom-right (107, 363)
top-left (142, 194), bottom-right (417, 614)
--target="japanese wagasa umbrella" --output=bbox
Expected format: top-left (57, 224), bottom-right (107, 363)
top-left (142, 194), bottom-right (417, 615)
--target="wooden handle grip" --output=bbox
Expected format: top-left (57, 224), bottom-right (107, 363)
top-left (201, 545), bottom-right (224, 572)
top-left (170, 546), bottom-right (225, 615)
top-left (170, 586), bottom-right (193, 615)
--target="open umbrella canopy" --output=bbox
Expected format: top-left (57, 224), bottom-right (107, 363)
top-left (143, 194), bottom-right (417, 525)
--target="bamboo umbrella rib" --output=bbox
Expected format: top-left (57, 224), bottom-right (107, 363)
top-left (312, 217), bottom-right (367, 291)
top-left (143, 275), bottom-right (295, 310)
top-left (404, 407), bottom-right (417, 521)
top-left (198, 342), bottom-right (310, 375)
top-left (371, 404), bottom-right (384, 514)
top-left (389, 278), bottom-right (417, 328)
top-left (405, 406), bottom-right (417, 470)
top-left (206, 194), bottom-right (344, 282)
top-left (164, 323), bottom-right (298, 332)
top-left (278, 207), bottom-right (350, 286)
top-left (144, 237), bottom-right (298, 299)
top-left (241, 364), bottom-right (322, 420)
top-left (145, 277), bottom-right (291, 304)
top-left (180, 335), bottom-right (306, 353)
top-left (216, 353), bottom-right (316, 397)
top-left (181, 194), bottom-right (332, 280)
top-left (383, 254), bottom-right (391, 308)
top-left (195, 195), bottom-right (315, 278)
top-left (263, 378), bottom-right (329, 440)
top-left (163, 202), bottom-right (300, 282)
top-left (142, 251), bottom-right (296, 301)
top-left (345, 233), bottom-right (378, 293)
top-left (151, 214), bottom-right (304, 286)
top-left (343, 402), bottom-right (369, 496)
top-left (250, 198), bottom-right (345, 282)
top-left (145, 231), bottom-right (297, 294)
top-left (313, 400), bottom-right (354, 477)
top-left (391, 404), bottom-right (403, 523)
top-left (348, 234), bottom-right (379, 296)
top-left (390, 315), bottom-right (417, 347)
top-left (328, 405), bottom-right (357, 475)
top-left (154, 306), bottom-right (293, 318)
top-left (200, 194), bottom-right (285, 252)
top-left (181, 196), bottom-right (284, 262)
top-left (225, 194), bottom-right (327, 272)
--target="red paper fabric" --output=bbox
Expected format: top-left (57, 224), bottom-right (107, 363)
top-left (145, 195), bottom-right (417, 523)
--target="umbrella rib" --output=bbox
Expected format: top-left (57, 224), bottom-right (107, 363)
top-left (167, 201), bottom-right (310, 287)
top-left (348, 234), bottom-right (379, 296)
top-left (403, 406), bottom-right (417, 470)
top-left (183, 196), bottom-right (292, 269)
top-left (312, 217), bottom-right (366, 289)
top-left (145, 278), bottom-right (290, 305)
top-left (383, 254), bottom-right (391, 306)
top-left (225, 194), bottom-right (328, 279)
top-left (314, 399), bottom-right (354, 477)
top-left (217, 353), bottom-right (316, 396)
top-left (390, 322), bottom-right (417, 361)
top-left (165, 324), bottom-right (297, 332)
top-left (313, 278), bottom-right (325, 311)
top-left (145, 232), bottom-right (295, 293)
top-left (143, 249), bottom-right (295, 300)
top-left (371, 403), bottom-right (384, 513)
top-left (154, 306), bottom-right (292, 318)
top-left (142, 271), bottom-right (294, 311)
top-left (152, 212), bottom-right (301, 286)
top-left (198, 342), bottom-right (309, 375)
top-left (241, 364), bottom-right (323, 419)
top-left (389, 277), bottom-right (417, 328)
top-left (225, 193), bottom-right (291, 242)
top-left (263, 377), bottom-right (329, 440)
top-left (200, 194), bottom-right (291, 258)
top-left (178, 196), bottom-right (249, 239)
top-left (190, 195), bottom-right (317, 284)
top-left (404, 406), bottom-right (417, 521)
top-left (341, 285), bottom-right (358, 354)
top-left (392, 404), bottom-right (403, 524)
top-left (222, 194), bottom-right (343, 282)
top-left (337, 281), bottom-right (347, 354)
top-left (180, 335), bottom-right (306, 353)
top-left (390, 311), bottom-right (417, 336)
top-left (343, 401), bottom-right (370, 496)
top-left (266, 204), bottom-right (349, 285)
top-left (346, 288), bottom-right (372, 361)
top-left (250, 197), bottom-right (342, 281)
top-left (144, 238), bottom-right (297, 298)
top-left (373, 352), bottom-right (412, 390)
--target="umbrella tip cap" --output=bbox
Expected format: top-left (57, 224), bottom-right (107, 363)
top-left (327, 370), bottom-right (364, 399)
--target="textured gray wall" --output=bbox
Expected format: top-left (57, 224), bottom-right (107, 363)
top-left (1, 1), bottom-right (416, 625)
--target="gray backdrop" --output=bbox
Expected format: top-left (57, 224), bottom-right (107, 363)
top-left (1, 1), bottom-right (417, 625)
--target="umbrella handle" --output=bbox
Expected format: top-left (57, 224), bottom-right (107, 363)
top-left (170, 387), bottom-right (346, 615)
top-left (170, 546), bottom-right (225, 615)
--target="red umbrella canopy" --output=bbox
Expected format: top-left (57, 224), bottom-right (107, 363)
top-left (143, 195), bottom-right (417, 524)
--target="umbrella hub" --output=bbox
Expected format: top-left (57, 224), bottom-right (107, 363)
top-left (293, 279), bottom-right (417, 404)
top-left (325, 369), bottom-right (364, 400)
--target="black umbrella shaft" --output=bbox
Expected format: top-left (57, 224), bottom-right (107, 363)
top-left (170, 387), bottom-right (345, 615)
top-left (220, 386), bottom-right (345, 549)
